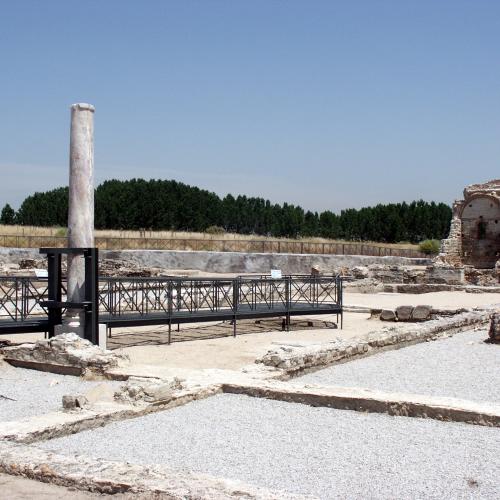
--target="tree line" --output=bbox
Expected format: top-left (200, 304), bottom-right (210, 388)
top-left (0, 178), bottom-right (452, 243)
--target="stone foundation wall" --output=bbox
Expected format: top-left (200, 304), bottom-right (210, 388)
top-left (257, 310), bottom-right (490, 375)
top-left (0, 247), bottom-right (431, 275)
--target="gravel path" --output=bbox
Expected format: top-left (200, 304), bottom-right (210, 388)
top-left (41, 393), bottom-right (500, 499)
top-left (0, 366), bottom-right (119, 422)
top-left (292, 329), bottom-right (500, 403)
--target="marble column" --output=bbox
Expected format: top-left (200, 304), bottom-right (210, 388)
top-left (64, 103), bottom-right (95, 336)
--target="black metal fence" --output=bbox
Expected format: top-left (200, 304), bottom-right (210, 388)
top-left (0, 276), bottom-right (50, 322)
top-left (0, 274), bottom-right (342, 338)
top-left (97, 275), bottom-right (342, 318)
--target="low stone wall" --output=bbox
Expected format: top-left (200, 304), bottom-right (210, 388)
top-left (1, 333), bottom-right (128, 377)
top-left (0, 440), bottom-right (299, 499)
top-left (257, 310), bottom-right (490, 375)
top-left (489, 312), bottom-right (500, 342)
top-left (0, 247), bottom-right (430, 275)
top-left (382, 283), bottom-right (500, 294)
top-left (223, 382), bottom-right (500, 427)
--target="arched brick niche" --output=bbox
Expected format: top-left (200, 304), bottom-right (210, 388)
top-left (460, 195), bottom-right (500, 268)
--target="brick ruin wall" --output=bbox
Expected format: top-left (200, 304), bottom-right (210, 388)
top-left (440, 179), bottom-right (500, 274)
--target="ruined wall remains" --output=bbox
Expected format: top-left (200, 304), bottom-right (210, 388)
top-left (0, 248), bottom-right (430, 275)
top-left (440, 179), bottom-right (500, 270)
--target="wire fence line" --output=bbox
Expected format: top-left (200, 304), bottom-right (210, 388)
top-left (0, 234), bottom-right (426, 258)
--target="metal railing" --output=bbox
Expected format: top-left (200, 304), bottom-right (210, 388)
top-left (0, 276), bottom-right (50, 322)
top-left (97, 275), bottom-right (342, 317)
top-left (0, 275), bottom-right (342, 324)
top-left (0, 234), bottom-right (426, 258)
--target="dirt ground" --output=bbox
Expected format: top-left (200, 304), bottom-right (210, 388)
top-left (105, 290), bottom-right (500, 377)
top-left (0, 472), bottom-right (154, 499)
top-left (3, 291), bottom-right (499, 377)
top-left (345, 291), bottom-right (500, 310)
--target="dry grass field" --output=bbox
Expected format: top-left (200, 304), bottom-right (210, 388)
top-left (0, 225), bottom-right (423, 256)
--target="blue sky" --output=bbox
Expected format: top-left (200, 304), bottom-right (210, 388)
top-left (1, 1), bottom-right (499, 212)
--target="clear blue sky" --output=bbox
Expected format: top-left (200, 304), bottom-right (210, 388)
top-left (1, 1), bottom-right (499, 213)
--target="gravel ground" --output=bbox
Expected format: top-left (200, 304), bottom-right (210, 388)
top-left (292, 328), bottom-right (500, 403)
top-left (41, 393), bottom-right (500, 499)
top-left (0, 366), bottom-right (119, 422)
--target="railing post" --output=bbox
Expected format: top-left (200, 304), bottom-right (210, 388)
top-left (232, 278), bottom-right (239, 337)
top-left (83, 248), bottom-right (99, 345)
top-left (167, 280), bottom-right (172, 344)
top-left (285, 276), bottom-right (290, 331)
top-left (335, 275), bottom-right (343, 329)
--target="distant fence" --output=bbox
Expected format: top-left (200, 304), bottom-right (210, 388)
top-left (0, 234), bottom-right (426, 258)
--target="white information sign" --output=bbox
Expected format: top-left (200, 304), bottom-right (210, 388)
top-left (270, 269), bottom-right (282, 279)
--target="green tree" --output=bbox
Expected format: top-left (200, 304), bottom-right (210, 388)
top-left (0, 203), bottom-right (16, 225)
top-left (15, 178), bottom-right (452, 243)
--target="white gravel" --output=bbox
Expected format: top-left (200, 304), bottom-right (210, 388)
top-left (0, 366), bottom-right (119, 422)
top-left (293, 329), bottom-right (500, 403)
top-left (41, 393), bottom-right (500, 499)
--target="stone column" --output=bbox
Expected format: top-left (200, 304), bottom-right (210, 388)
top-left (64, 103), bottom-right (95, 336)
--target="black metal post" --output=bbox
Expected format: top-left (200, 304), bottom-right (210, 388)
top-left (40, 247), bottom-right (99, 345)
top-left (46, 252), bottom-right (62, 338)
top-left (84, 247), bottom-right (99, 345)
top-left (232, 278), bottom-right (238, 337)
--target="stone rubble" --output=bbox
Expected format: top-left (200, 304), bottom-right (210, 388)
top-left (488, 311), bottom-right (500, 342)
top-left (378, 304), bottom-right (432, 322)
top-left (1, 333), bottom-right (129, 377)
top-left (394, 305), bottom-right (413, 321)
top-left (114, 376), bottom-right (185, 405)
top-left (411, 304), bottom-right (433, 321)
top-left (0, 255), bottom-right (171, 278)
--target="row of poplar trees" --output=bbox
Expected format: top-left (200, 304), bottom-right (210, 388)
top-left (1, 178), bottom-right (452, 243)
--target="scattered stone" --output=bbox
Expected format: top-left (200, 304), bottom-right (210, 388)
top-left (488, 312), bottom-right (500, 342)
top-left (310, 265), bottom-right (321, 276)
top-left (380, 309), bottom-right (396, 321)
top-left (395, 305), bottom-right (413, 322)
top-left (18, 259), bottom-right (37, 269)
top-left (351, 266), bottom-right (369, 279)
top-left (114, 377), bottom-right (185, 405)
top-left (62, 394), bottom-right (88, 410)
top-left (411, 305), bottom-right (432, 321)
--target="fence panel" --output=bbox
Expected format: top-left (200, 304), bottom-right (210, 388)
top-left (0, 233), bottom-right (426, 258)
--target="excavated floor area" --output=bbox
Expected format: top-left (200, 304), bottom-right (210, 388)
top-left (0, 366), bottom-right (119, 422)
top-left (40, 393), bottom-right (500, 499)
top-left (292, 328), bottom-right (500, 403)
